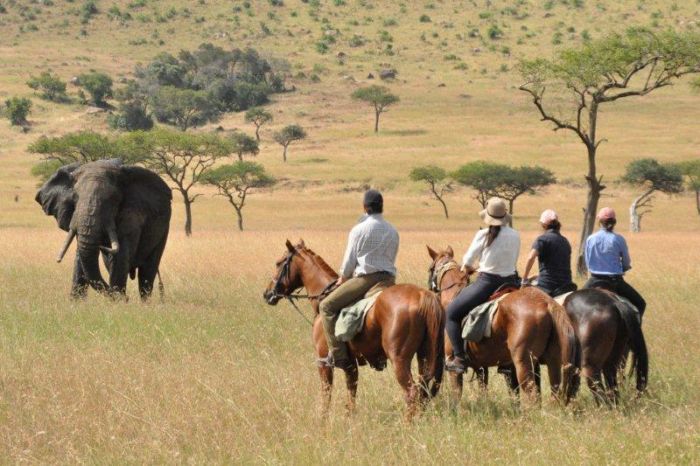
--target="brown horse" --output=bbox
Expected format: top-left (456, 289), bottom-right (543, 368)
top-left (563, 288), bottom-right (648, 404)
top-left (427, 245), bottom-right (578, 405)
top-left (263, 240), bottom-right (445, 417)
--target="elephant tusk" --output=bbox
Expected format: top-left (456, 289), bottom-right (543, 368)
top-left (56, 229), bottom-right (76, 263)
top-left (100, 225), bottom-right (120, 255)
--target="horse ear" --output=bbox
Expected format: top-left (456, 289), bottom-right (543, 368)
top-left (285, 239), bottom-right (295, 253)
top-left (298, 238), bottom-right (305, 248)
top-left (427, 245), bottom-right (438, 260)
top-left (446, 245), bottom-right (454, 257)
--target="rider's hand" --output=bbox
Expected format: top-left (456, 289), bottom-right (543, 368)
top-left (521, 277), bottom-right (530, 288)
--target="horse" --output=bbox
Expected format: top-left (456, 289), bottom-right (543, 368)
top-left (563, 288), bottom-right (648, 404)
top-left (263, 240), bottom-right (445, 418)
top-left (426, 245), bottom-right (578, 406)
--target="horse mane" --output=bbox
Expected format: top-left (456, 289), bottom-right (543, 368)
top-left (299, 247), bottom-right (339, 279)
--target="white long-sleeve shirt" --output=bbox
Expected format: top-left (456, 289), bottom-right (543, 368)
top-left (462, 226), bottom-right (520, 277)
top-left (340, 214), bottom-right (399, 278)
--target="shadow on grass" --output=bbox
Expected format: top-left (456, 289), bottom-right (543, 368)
top-left (382, 129), bottom-right (428, 136)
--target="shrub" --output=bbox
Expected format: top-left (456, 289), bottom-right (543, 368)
top-left (487, 24), bottom-right (503, 40)
top-left (4, 97), bottom-right (32, 126)
top-left (108, 101), bottom-right (154, 131)
top-left (27, 72), bottom-right (67, 102)
top-left (78, 72), bottom-right (113, 106)
top-left (419, 14), bottom-right (431, 23)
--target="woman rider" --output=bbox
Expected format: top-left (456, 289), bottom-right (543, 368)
top-left (445, 197), bottom-right (520, 374)
top-left (521, 209), bottom-right (576, 296)
top-left (583, 207), bottom-right (646, 316)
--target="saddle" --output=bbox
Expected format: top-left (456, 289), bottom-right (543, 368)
top-left (334, 293), bottom-right (380, 342)
top-left (461, 293), bottom-right (510, 343)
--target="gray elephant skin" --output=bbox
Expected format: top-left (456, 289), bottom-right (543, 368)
top-left (36, 159), bottom-right (172, 299)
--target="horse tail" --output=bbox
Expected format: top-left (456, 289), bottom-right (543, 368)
top-left (547, 300), bottom-right (579, 404)
top-left (418, 290), bottom-right (445, 398)
top-left (614, 300), bottom-right (648, 392)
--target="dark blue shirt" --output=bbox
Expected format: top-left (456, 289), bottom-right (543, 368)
top-left (532, 229), bottom-right (572, 290)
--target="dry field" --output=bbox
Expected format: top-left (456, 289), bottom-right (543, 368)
top-left (1, 0), bottom-right (700, 463)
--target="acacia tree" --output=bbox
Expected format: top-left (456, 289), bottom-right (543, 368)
top-left (151, 86), bottom-right (220, 131)
top-left (519, 27), bottom-right (700, 273)
top-left (135, 128), bottom-right (233, 236)
top-left (409, 165), bottom-right (452, 218)
top-left (78, 72), bottom-right (113, 106)
top-left (678, 160), bottom-right (700, 215)
top-left (244, 107), bottom-right (273, 141)
top-left (273, 124), bottom-right (306, 162)
top-left (452, 161), bottom-right (555, 225)
top-left (229, 132), bottom-right (259, 161)
top-left (203, 161), bottom-right (275, 231)
top-left (27, 72), bottom-right (68, 102)
top-left (351, 85), bottom-right (399, 133)
top-left (622, 159), bottom-right (683, 232)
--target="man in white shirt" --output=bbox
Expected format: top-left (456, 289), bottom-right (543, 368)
top-left (319, 190), bottom-right (399, 370)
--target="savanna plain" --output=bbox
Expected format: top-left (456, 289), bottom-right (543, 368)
top-left (0, 0), bottom-right (699, 463)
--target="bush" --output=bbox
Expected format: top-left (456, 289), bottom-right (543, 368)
top-left (4, 97), bottom-right (32, 126)
top-left (27, 72), bottom-right (67, 102)
top-left (487, 24), bottom-right (503, 40)
top-left (108, 101), bottom-right (154, 131)
top-left (78, 72), bottom-right (113, 106)
top-left (419, 14), bottom-right (431, 23)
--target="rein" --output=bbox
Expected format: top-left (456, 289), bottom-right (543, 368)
top-left (270, 249), bottom-right (338, 327)
top-left (429, 259), bottom-right (469, 295)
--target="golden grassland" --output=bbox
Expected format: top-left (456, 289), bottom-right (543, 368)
top-left (0, 0), bottom-right (699, 463)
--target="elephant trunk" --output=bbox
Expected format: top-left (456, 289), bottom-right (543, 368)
top-left (77, 238), bottom-right (109, 292)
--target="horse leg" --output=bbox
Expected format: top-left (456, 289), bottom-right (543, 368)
top-left (603, 360), bottom-right (620, 406)
top-left (582, 364), bottom-right (605, 406)
top-left (318, 365), bottom-right (333, 417)
top-left (447, 370), bottom-right (463, 410)
top-left (512, 355), bottom-right (539, 407)
top-left (343, 363), bottom-right (359, 415)
top-left (476, 366), bottom-right (489, 393)
top-left (392, 356), bottom-right (418, 420)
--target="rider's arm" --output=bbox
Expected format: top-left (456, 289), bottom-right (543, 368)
top-left (462, 230), bottom-right (485, 271)
top-left (339, 228), bottom-right (358, 279)
top-left (522, 248), bottom-right (538, 282)
top-left (618, 235), bottom-right (632, 272)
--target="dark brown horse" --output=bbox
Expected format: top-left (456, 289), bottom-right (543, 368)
top-left (564, 288), bottom-right (648, 404)
top-left (263, 240), bottom-right (445, 417)
top-left (427, 246), bottom-right (578, 405)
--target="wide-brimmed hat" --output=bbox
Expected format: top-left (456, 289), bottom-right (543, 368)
top-left (480, 197), bottom-right (511, 226)
top-left (539, 209), bottom-right (558, 226)
top-left (597, 207), bottom-right (616, 221)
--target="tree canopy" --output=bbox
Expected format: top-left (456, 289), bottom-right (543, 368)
top-left (203, 161), bottom-right (275, 230)
top-left (151, 86), bottom-right (220, 131)
top-left (677, 160), bottom-right (700, 215)
top-left (28, 130), bottom-right (147, 165)
top-left (228, 132), bottom-right (259, 161)
top-left (273, 124), bottom-right (307, 162)
top-left (78, 72), bottom-right (113, 106)
top-left (244, 107), bottom-right (273, 141)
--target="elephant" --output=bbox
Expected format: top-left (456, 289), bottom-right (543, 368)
top-left (36, 159), bottom-right (172, 299)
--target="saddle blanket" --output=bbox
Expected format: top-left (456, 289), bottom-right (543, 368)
top-left (461, 294), bottom-right (508, 342)
top-left (335, 293), bottom-right (380, 342)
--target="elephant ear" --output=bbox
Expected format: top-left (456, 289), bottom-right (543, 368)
top-left (119, 166), bottom-right (172, 217)
top-left (35, 162), bottom-right (80, 232)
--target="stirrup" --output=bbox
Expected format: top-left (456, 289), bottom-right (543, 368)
top-left (445, 356), bottom-right (468, 375)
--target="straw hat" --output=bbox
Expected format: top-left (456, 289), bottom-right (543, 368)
top-left (479, 197), bottom-right (511, 226)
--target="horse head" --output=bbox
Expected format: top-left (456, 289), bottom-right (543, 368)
top-left (263, 239), bottom-right (307, 305)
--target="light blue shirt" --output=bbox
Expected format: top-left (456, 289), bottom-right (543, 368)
top-left (584, 228), bottom-right (631, 275)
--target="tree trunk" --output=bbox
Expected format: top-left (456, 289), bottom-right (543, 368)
top-left (182, 192), bottom-right (193, 236)
top-left (629, 189), bottom-right (654, 233)
top-left (576, 142), bottom-right (602, 277)
top-left (438, 196), bottom-right (449, 219)
top-left (255, 125), bottom-right (261, 141)
top-left (374, 110), bottom-right (380, 133)
top-left (238, 152), bottom-right (243, 162)
top-left (282, 144), bottom-right (288, 162)
top-left (235, 208), bottom-right (244, 231)
top-left (508, 198), bottom-right (515, 227)
top-left (696, 189), bottom-right (700, 215)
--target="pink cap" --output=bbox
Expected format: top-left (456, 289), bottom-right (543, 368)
top-left (539, 209), bottom-right (558, 225)
top-left (597, 207), bottom-right (616, 220)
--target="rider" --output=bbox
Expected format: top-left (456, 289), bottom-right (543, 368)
top-left (583, 207), bottom-right (646, 316)
top-left (522, 209), bottom-right (576, 296)
top-left (445, 197), bottom-right (520, 374)
top-left (319, 189), bottom-right (399, 370)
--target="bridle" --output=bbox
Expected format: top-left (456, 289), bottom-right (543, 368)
top-left (428, 258), bottom-right (469, 295)
top-left (269, 248), bottom-right (338, 326)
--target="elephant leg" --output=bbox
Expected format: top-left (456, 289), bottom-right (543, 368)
top-left (108, 244), bottom-right (130, 297)
top-left (138, 236), bottom-right (167, 300)
top-left (71, 254), bottom-right (88, 299)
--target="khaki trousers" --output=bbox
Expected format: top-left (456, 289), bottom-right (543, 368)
top-left (320, 272), bottom-right (395, 361)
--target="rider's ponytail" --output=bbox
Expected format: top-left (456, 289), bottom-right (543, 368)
top-left (485, 225), bottom-right (501, 247)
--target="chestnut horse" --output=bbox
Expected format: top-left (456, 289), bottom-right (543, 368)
top-left (427, 246), bottom-right (578, 405)
top-left (564, 288), bottom-right (648, 404)
top-left (263, 240), bottom-right (445, 417)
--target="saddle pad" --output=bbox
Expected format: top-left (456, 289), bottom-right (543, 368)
top-left (461, 294), bottom-right (508, 342)
top-left (335, 293), bottom-right (380, 342)
top-left (554, 291), bottom-right (574, 306)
